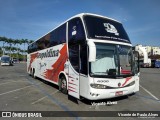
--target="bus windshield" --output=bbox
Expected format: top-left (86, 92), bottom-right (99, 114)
top-left (1, 56), bottom-right (10, 63)
top-left (90, 43), bottom-right (134, 78)
top-left (83, 15), bottom-right (131, 43)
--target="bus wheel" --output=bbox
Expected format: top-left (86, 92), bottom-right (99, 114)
top-left (29, 69), bottom-right (32, 76)
top-left (31, 69), bottom-right (34, 77)
top-left (59, 77), bottom-right (67, 94)
top-left (32, 69), bottom-right (36, 79)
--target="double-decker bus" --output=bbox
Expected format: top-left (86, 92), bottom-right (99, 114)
top-left (27, 13), bottom-right (139, 100)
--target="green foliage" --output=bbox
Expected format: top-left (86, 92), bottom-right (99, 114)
top-left (0, 36), bottom-right (34, 61)
top-left (0, 47), bottom-right (2, 56)
top-left (0, 36), bottom-right (34, 45)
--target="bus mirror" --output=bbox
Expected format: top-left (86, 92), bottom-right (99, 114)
top-left (87, 41), bottom-right (96, 62)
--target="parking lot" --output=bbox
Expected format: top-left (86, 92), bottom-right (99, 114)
top-left (0, 63), bottom-right (160, 120)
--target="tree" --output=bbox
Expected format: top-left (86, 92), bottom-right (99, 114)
top-left (14, 39), bottom-right (22, 61)
top-left (7, 38), bottom-right (14, 57)
top-left (0, 36), bottom-right (35, 61)
top-left (0, 47), bottom-right (2, 56)
top-left (20, 39), bottom-right (28, 61)
top-left (0, 36), bottom-right (7, 55)
top-left (27, 40), bottom-right (34, 45)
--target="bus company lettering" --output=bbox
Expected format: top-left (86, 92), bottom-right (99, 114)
top-left (37, 49), bottom-right (59, 59)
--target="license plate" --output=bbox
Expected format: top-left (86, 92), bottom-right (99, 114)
top-left (115, 91), bottom-right (123, 96)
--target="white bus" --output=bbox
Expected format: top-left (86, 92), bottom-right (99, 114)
top-left (27, 13), bottom-right (140, 100)
top-left (1, 55), bottom-right (13, 66)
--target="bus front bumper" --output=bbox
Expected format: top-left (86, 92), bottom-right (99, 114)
top-left (86, 84), bottom-right (136, 100)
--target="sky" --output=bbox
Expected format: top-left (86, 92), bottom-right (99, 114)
top-left (0, 0), bottom-right (160, 47)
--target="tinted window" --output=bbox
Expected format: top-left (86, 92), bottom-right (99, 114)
top-left (38, 34), bottom-right (50, 50)
top-left (84, 15), bottom-right (131, 43)
top-left (28, 24), bottom-right (66, 53)
top-left (50, 24), bottom-right (66, 46)
top-left (80, 44), bottom-right (88, 75)
top-left (68, 18), bottom-right (85, 44)
top-left (28, 42), bottom-right (38, 53)
top-left (1, 56), bottom-right (10, 62)
top-left (68, 18), bottom-right (86, 73)
top-left (69, 44), bottom-right (79, 73)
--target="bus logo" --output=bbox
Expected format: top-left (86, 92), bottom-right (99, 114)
top-left (37, 49), bottom-right (59, 59)
top-left (104, 23), bottom-right (119, 36)
top-left (118, 83), bottom-right (121, 87)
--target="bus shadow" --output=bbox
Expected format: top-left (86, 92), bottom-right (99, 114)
top-left (34, 77), bottom-right (59, 90)
top-left (79, 93), bottom-right (135, 105)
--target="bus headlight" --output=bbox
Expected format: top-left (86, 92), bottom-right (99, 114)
top-left (90, 83), bottom-right (107, 89)
top-left (125, 81), bottom-right (135, 87)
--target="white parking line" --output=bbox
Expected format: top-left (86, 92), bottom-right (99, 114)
top-left (31, 90), bottom-right (59, 105)
top-left (140, 85), bottom-right (159, 101)
top-left (0, 82), bottom-right (42, 96)
top-left (0, 80), bottom-right (27, 86)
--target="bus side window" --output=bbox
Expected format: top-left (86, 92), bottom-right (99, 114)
top-left (68, 18), bottom-right (86, 73)
top-left (68, 18), bottom-right (85, 44)
top-left (29, 42), bottom-right (37, 53)
top-left (50, 24), bottom-right (66, 47)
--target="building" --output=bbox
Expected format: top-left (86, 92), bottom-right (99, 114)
top-left (135, 44), bottom-right (160, 56)
top-left (145, 46), bottom-right (152, 56)
top-left (151, 47), bottom-right (160, 55)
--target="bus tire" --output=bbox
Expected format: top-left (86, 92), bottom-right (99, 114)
top-left (32, 69), bottom-right (37, 79)
top-left (31, 68), bottom-right (33, 77)
top-left (29, 69), bottom-right (32, 76)
top-left (59, 76), bottom-right (67, 94)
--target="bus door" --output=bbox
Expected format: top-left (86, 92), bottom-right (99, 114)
top-left (68, 17), bottom-right (86, 99)
top-left (68, 44), bottom-right (80, 99)
top-left (133, 51), bottom-right (140, 92)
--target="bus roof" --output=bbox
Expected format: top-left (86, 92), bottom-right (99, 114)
top-left (29, 13), bottom-right (122, 46)
top-left (72, 13), bottom-right (121, 23)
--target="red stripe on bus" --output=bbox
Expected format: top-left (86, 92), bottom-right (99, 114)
top-left (122, 77), bottom-right (132, 87)
top-left (68, 86), bottom-right (76, 89)
top-left (28, 52), bottom-right (38, 72)
top-left (68, 76), bottom-right (74, 79)
top-left (68, 89), bottom-right (77, 93)
top-left (43, 44), bottom-right (68, 82)
top-left (68, 82), bottom-right (77, 86)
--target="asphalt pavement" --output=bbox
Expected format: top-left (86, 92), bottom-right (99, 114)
top-left (0, 63), bottom-right (159, 120)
